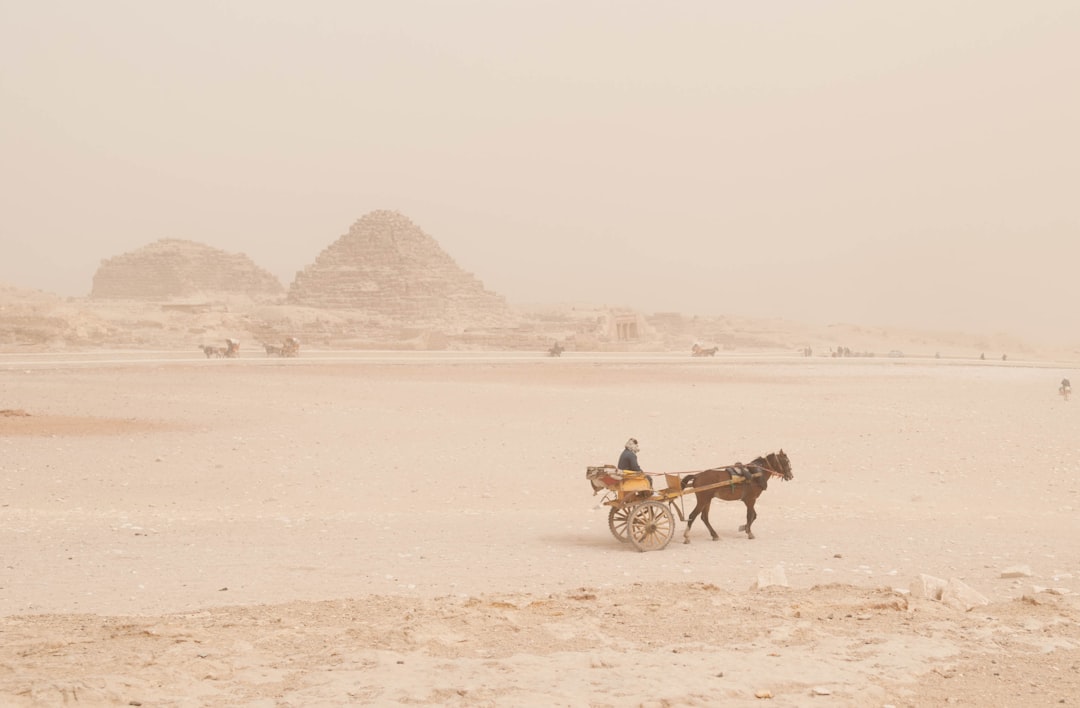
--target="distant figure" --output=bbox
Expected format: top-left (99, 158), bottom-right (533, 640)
top-left (1061, 378), bottom-right (1072, 401)
top-left (548, 342), bottom-right (564, 357)
top-left (980, 353), bottom-right (986, 360)
top-left (1002, 354), bottom-right (1008, 361)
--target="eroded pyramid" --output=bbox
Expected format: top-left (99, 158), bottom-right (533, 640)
top-left (91, 239), bottom-right (284, 300)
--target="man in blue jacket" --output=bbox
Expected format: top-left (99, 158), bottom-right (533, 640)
top-left (619, 438), bottom-right (650, 487)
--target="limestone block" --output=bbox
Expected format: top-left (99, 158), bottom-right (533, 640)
top-left (751, 565), bottom-right (789, 590)
top-left (940, 578), bottom-right (990, 612)
top-left (909, 573), bottom-right (948, 600)
top-left (1000, 565), bottom-right (1033, 579)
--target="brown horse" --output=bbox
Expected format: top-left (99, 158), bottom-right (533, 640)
top-left (681, 450), bottom-right (793, 543)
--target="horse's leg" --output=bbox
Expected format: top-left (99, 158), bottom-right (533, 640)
top-left (683, 494), bottom-right (704, 544)
top-left (738, 499), bottom-right (758, 539)
top-left (699, 497), bottom-right (720, 541)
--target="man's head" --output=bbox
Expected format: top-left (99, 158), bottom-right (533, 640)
top-left (625, 438), bottom-right (639, 453)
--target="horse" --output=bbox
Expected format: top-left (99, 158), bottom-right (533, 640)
top-left (200, 345), bottom-right (223, 358)
top-left (282, 337), bottom-right (300, 357)
top-left (681, 450), bottom-right (793, 543)
top-left (263, 343), bottom-right (284, 356)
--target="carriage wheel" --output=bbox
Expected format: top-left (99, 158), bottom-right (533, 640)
top-left (627, 501), bottom-right (675, 552)
top-left (608, 506), bottom-right (632, 542)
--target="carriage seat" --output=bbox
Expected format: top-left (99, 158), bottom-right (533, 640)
top-left (586, 465), bottom-right (653, 494)
top-left (586, 465), bottom-right (621, 493)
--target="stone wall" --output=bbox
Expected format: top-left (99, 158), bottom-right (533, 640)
top-left (287, 210), bottom-right (516, 327)
top-left (91, 239), bottom-right (284, 300)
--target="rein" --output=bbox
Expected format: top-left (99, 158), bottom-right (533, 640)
top-left (745, 461), bottom-right (778, 479)
top-left (749, 455), bottom-right (790, 480)
top-left (653, 454), bottom-right (789, 481)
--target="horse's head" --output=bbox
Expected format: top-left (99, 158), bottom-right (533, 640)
top-left (769, 449), bottom-right (794, 481)
top-left (753, 450), bottom-right (793, 484)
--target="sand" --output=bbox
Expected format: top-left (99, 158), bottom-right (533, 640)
top-left (1, 351), bottom-right (1079, 706)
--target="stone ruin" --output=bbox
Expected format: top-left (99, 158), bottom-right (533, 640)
top-left (287, 210), bottom-right (516, 327)
top-left (90, 239), bottom-right (284, 301)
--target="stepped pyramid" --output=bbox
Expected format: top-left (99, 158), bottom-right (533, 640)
top-left (90, 239), bottom-right (284, 300)
top-left (288, 211), bottom-right (516, 326)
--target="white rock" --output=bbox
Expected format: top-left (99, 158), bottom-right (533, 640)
top-left (941, 578), bottom-right (990, 611)
top-left (752, 565), bottom-right (789, 590)
top-left (1000, 565), bottom-right (1033, 579)
top-left (910, 573), bottom-right (947, 600)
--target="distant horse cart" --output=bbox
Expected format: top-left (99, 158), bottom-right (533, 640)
top-left (691, 344), bottom-right (719, 357)
top-left (263, 337), bottom-right (300, 357)
top-left (585, 450), bottom-right (793, 552)
top-left (199, 339), bottom-right (240, 358)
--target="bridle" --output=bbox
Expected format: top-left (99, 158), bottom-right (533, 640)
top-left (751, 453), bottom-right (790, 481)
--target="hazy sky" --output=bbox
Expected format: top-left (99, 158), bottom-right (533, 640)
top-left (2, 2), bottom-right (1078, 343)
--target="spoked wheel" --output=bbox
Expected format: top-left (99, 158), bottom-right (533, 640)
top-left (627, 500), bottom-right (675, 552)
top-left (608, 506), bottom-right (632, 542)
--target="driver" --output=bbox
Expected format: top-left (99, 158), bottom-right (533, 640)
top-left (618, 437), bottom-right (651, 488)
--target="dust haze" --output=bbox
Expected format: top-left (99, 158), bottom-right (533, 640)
top-left (2, 2), bottom-right (1078, 344)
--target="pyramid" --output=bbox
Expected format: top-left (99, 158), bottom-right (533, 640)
top-left (287, 210), bottom-right (515, 325)
top-left (91, 239), bottom-right (284, 300)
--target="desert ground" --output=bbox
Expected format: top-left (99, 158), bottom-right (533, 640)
top-left (2, 350), bottom-right (1080, 706)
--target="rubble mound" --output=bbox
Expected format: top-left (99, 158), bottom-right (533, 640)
top-left (287, 210), bottom-right (516, 326)
top-left (90, 239), bottom-right (284, 300)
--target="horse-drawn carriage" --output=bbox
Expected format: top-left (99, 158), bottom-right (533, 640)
top-left (691, 343), bottom-right (719, 357)
top-left (263, 337), bottom-right (301, 357)
top-left (586, 450), bottom-right (793, 552)
top-left (200, 338), bottom-right (241, 358)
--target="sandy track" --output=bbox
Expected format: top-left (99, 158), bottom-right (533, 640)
top-left (1, 355), bottom-right (1078, 705)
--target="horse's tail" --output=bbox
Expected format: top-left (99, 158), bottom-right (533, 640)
top-left (682, 474), bottom-right (698, 489)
